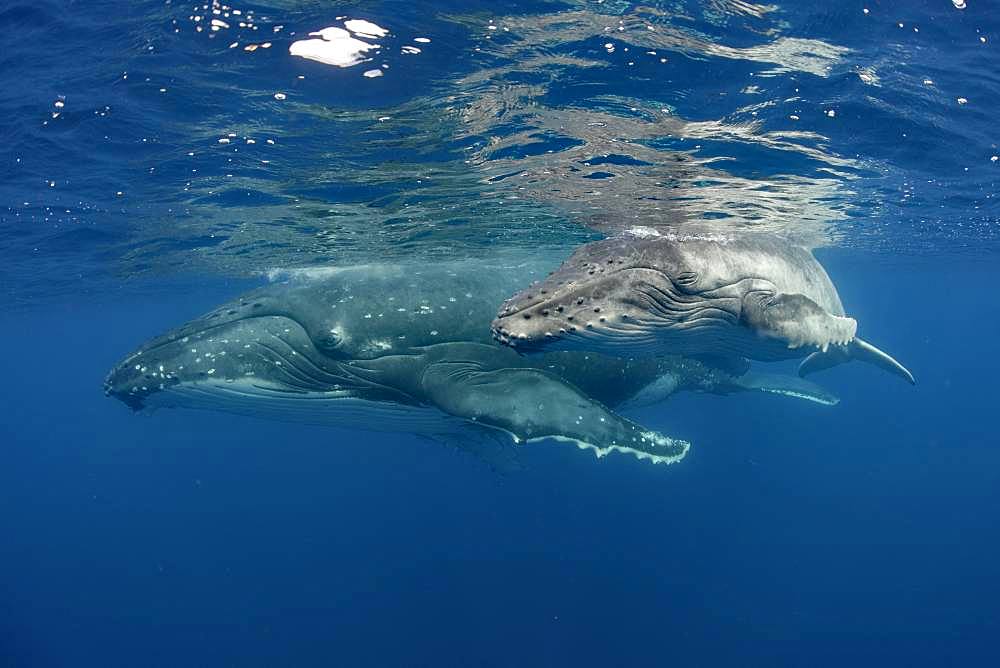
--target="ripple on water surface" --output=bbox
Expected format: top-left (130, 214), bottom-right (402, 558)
top-left (2, 0), bottom-right (999, 305)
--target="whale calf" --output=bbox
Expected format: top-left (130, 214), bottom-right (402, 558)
top-left (491, 235), bottom-right (915, 385)
top-left (105, 260), bottom-right (837, 466)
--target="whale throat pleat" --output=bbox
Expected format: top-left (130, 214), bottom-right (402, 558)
top-left (154, 381), bottom-right (465, 432)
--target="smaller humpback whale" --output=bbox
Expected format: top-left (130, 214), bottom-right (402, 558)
top-left (492, 235), bottom-right (915, 385)
top-left (105, 260), bottom-right (838, 467)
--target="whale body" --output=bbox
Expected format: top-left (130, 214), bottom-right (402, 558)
top-left (492, 235), bottom-right (915, 385)
top-left (106, 259), bottom-right (839, 466)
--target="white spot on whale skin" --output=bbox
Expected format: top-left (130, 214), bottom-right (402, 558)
top-left (362, 339), bottom-right (393, 353)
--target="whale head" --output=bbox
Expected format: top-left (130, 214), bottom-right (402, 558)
top-left (103, 288), bottom-right (376, 415)
top-left (492, 235), bottom-right (917, 386)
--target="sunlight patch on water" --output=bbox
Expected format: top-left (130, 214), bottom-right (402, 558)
top-left (290, 25), bottom-right (382, 68)
top-left (289, 18), bottom-right (430, 78)
top-left (343, 19), bottom-right (389, 39)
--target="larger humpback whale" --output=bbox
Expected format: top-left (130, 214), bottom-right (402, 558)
top-left (492, 234), bottom-right (915, 385)
top-left (105, 259), bottom-right (837, 465)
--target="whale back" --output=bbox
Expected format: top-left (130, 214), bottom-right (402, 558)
top-left (257, 259), bottom-right (561, 359)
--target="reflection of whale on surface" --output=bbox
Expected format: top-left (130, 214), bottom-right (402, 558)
top-left (105, 260), bottom-right (838, 466)
top-left (492, 234), bottom-right (915, 385)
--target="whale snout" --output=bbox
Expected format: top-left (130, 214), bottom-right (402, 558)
top-left (104, 353), bottom-right (181, 411)
top-left (490, 316), bottom-right (556, 352)
top-left (104, 311), bottom-right (355, 414)
top-left (491, 292), bottom-right (583, 353)
top-left (104, 373), bottom-right (149, 411)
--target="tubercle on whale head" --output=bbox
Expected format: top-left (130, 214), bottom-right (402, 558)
top-left (490, 245), bottom-right (679, 353)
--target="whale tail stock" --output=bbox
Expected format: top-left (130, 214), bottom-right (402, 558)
top-left (798, 337), bottom-right (915, 385)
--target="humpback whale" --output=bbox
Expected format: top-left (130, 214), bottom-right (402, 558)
top-left (492, 235), bottom-right (915, 385)
top-left (105, 260), bottom-right (838, 466)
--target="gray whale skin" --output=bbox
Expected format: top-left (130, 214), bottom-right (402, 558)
top-left (492, 235), bottom-right (915, 385)
top-left (105, 260), bottom-right (837, 466)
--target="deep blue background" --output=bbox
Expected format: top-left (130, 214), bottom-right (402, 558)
top-left (3, 256), bottom-right (997, 666)
top-left (3, 0), bottom-right (1000, 665)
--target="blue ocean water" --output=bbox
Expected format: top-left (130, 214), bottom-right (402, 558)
top-left (2, 0), bottom-right (999, 665)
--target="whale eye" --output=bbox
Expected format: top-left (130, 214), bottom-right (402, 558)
top-left (315, 328), bottom-right (342, 351)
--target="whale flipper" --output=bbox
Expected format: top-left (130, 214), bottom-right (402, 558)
top-left (742, 291), bottom-right (857, 351)
top-left (420, 361), bottom-right (689, 464)
top-left (799, 337), bottom-right (915, 385)
top-left (851, 338), bottom-right (916, 385)
top-left (732, 371), bottom-right (840, 406)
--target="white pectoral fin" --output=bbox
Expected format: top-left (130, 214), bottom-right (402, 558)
top-left (798, 337), bottom-right (915, 385)
top-left (849, 337), bottom-right (916, 385)
top-left (742, 291), bottom-right (914, 386)
top-left (743, 291), bottom-right (857, 351)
